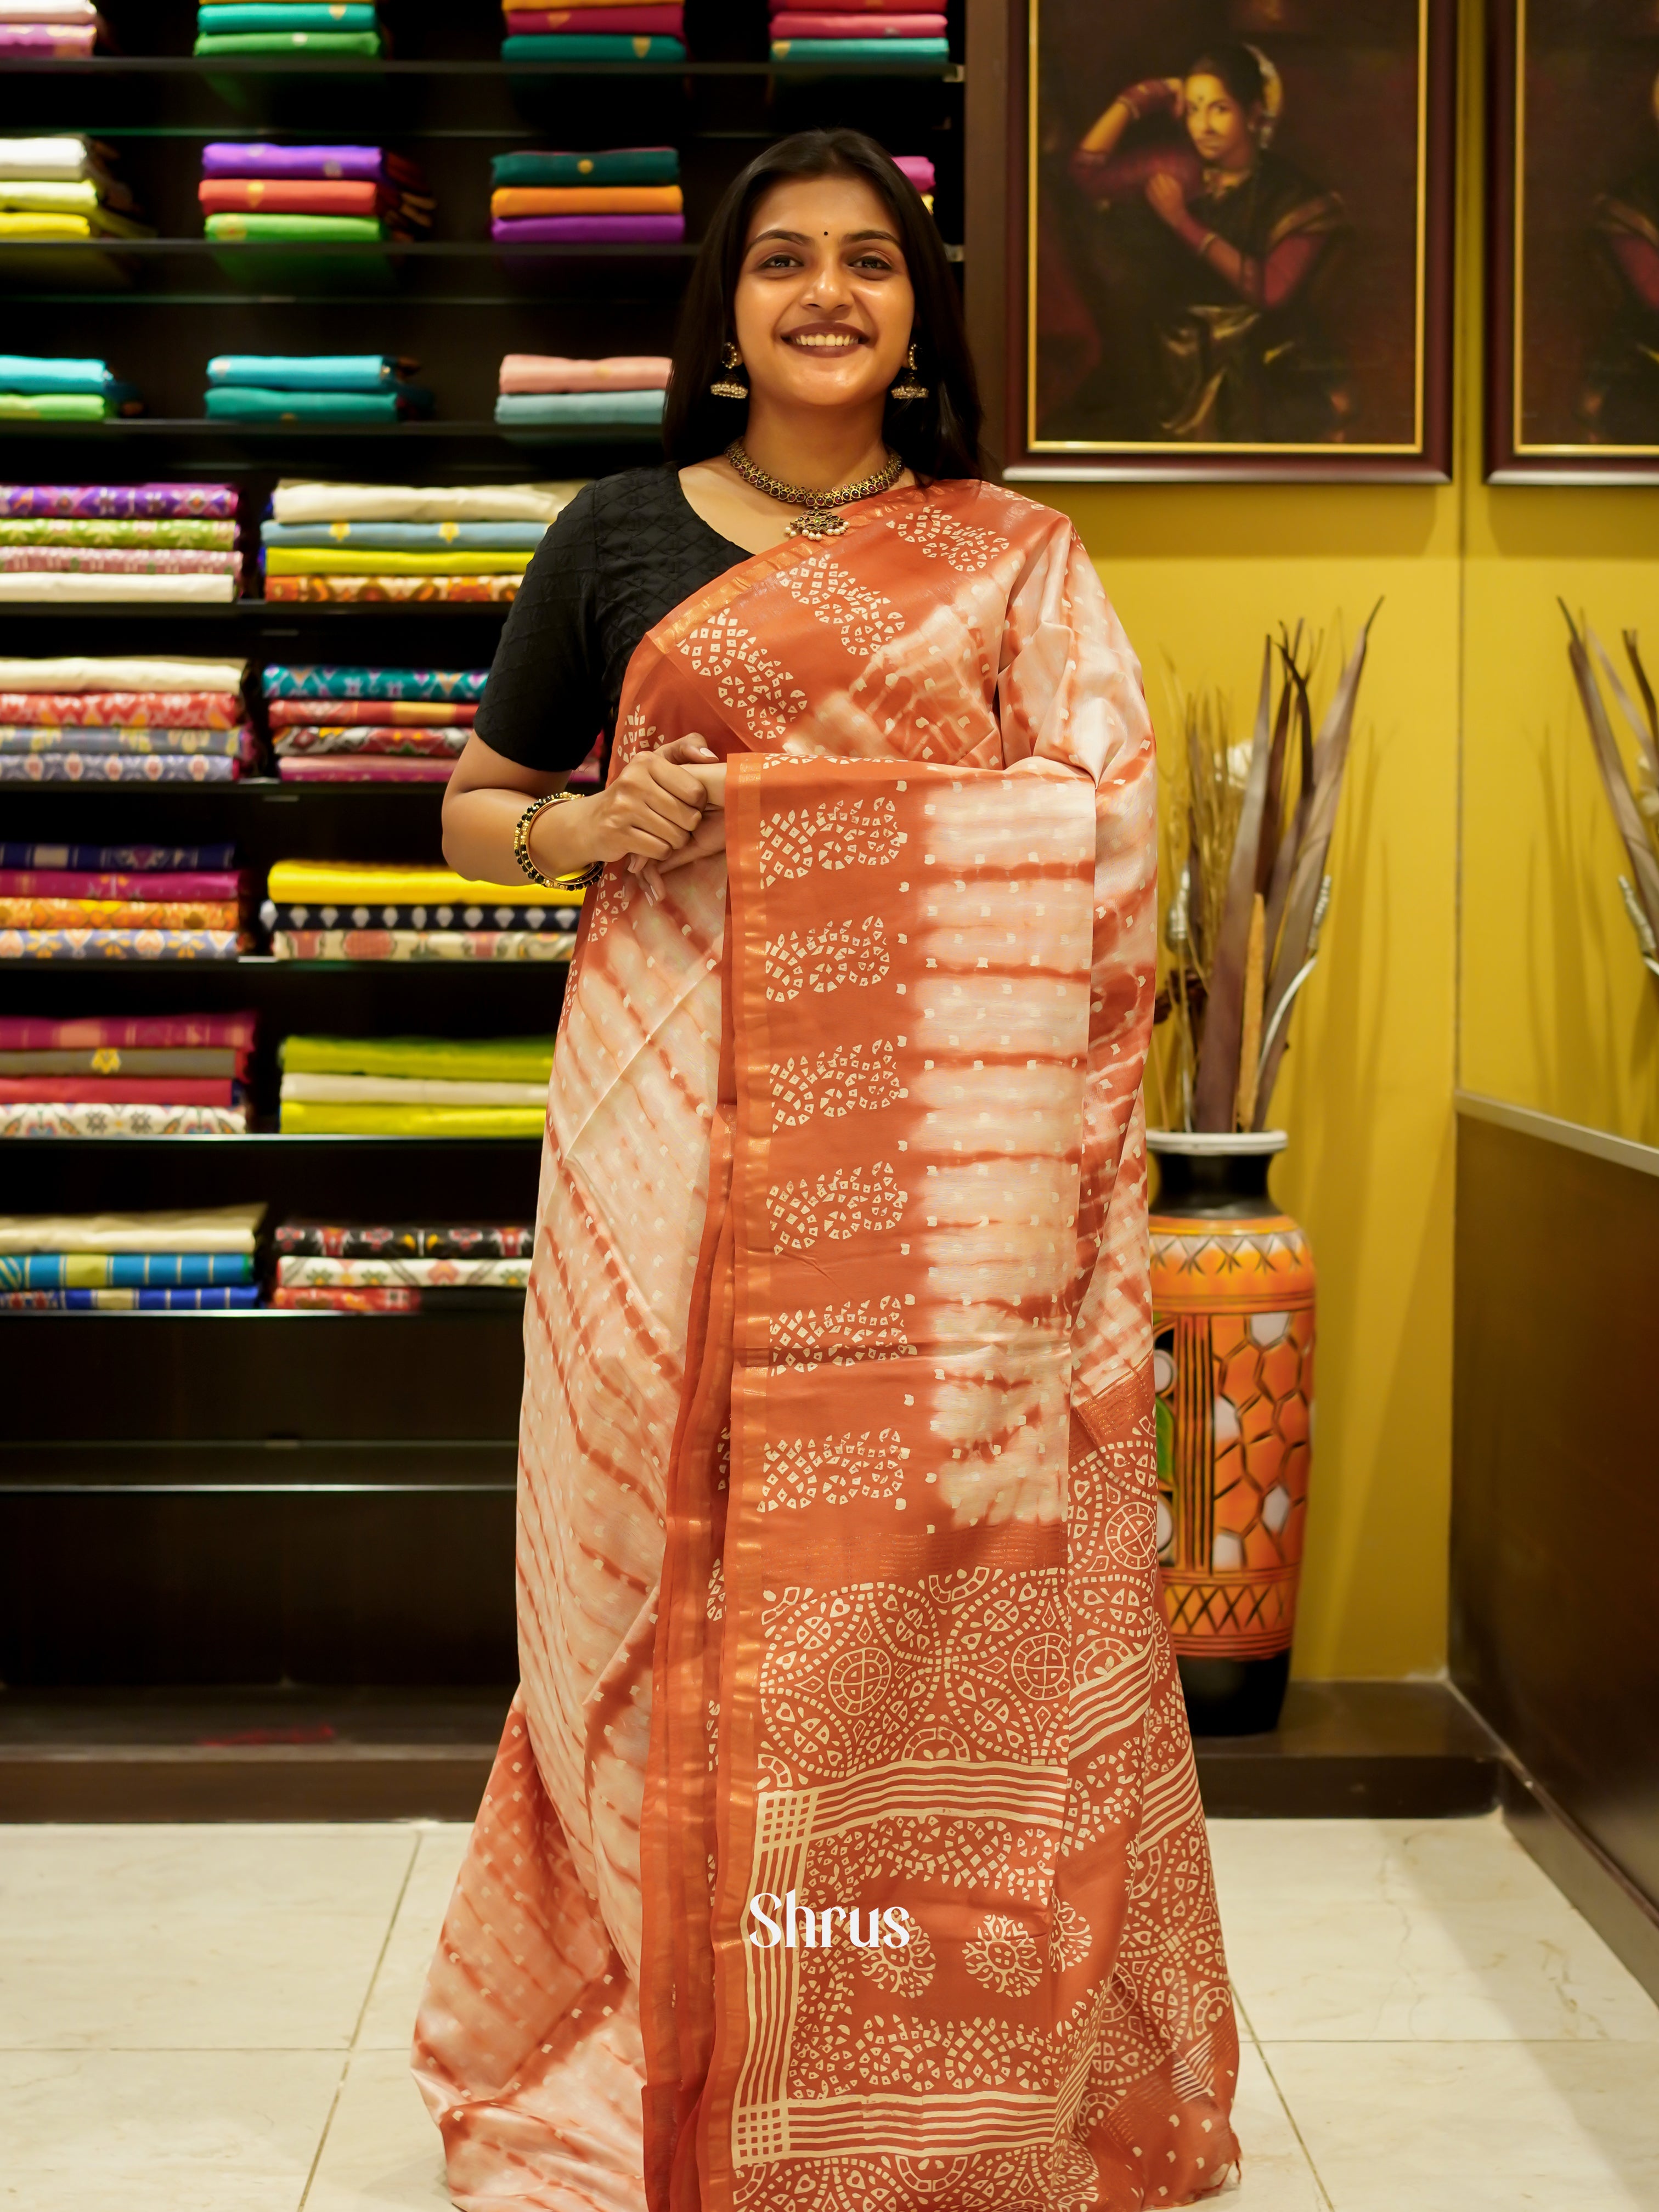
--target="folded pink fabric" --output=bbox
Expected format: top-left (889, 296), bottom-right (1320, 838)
top-left (770, 10), bottom-right (944, 29)
top-left (504, 5), bottom-right (682, 27)
top-left (499, 353), bottom-right (673, 393)
top-left (893, 155), bottom-right (935, 194)
top-left (276, 758), bottom-right (454, 782)
top-left (0, 22), bottom-right (97, 50)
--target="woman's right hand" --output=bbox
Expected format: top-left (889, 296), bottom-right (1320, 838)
top-left (584, 734), bottom-right (718, 863)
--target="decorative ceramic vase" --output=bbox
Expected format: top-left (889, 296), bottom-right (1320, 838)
top-left (1147, 1131), bottom-right (1316, 1736)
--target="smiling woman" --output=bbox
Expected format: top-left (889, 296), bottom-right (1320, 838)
top-left (417, 127), bottom-right (1241, 2212)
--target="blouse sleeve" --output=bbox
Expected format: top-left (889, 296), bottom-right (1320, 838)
top-left (471, 482), bottom-right (607, 774)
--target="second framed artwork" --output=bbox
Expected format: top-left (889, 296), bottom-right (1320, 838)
top-left (1489, 0), bottom-right (1659, 482)
top-left (1002, 0), bottom-right (1458, 481)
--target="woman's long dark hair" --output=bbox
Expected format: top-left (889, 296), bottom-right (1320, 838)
top-left (663, 128), bottom-right (982, 479)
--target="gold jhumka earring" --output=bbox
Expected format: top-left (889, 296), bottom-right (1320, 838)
top-left (710, 342), bottom-right (748, 399)
top-left (889, 342), bottom-right (928, 402)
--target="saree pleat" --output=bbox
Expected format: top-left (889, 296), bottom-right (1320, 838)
top-left (414, 479), bottom-right (1238, 2212)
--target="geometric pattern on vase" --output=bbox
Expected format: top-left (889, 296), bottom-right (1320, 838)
top-left (1150, 1214), bottom-right (1316, 1661)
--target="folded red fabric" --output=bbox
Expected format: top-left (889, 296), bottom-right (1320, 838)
top-left (770, 9), bottom-right (945, 27)
top-left (198, 179), bottom-right (417, 219)
top-left (503, 4), bottom-right (682, 27)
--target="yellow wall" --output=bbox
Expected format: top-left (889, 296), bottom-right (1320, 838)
top-left (1047, 483), bottom-right (1460, 1682)
top-left (1031, 0), bottom-right (1656, 1675)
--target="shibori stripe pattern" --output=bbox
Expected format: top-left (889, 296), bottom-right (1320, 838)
top-left (411, 478), bottom-right (1240, 2212)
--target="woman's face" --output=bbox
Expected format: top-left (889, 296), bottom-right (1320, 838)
top-left (731, 172), bottom-right (915, 416)
top-left (1183, 73), bottom-right (1257, 171)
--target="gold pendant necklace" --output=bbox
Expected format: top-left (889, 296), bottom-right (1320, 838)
top-left (725, 439), bottom-right (904, 538)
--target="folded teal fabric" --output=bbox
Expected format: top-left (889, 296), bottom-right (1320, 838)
top-left (197, 3), bottom-right (377, 26)
top-left (490, 148), bottom-right (679, 188)
top-left (770, 36), bottom-right (949, 59)
top-left (494, 389), bottom-right (664, 426)
top-left (207, 354), bottom-right (407, 391)
top-left (262, 520), bottom-right (548, 550)
top-left (205, 387), bottom-right (432, 420)
top-left (194, 31), bottom-right (382, 54)
top-left (0, 357), bottom-right (120, 396)
top-left (501, 34), bottom-right (686, 59)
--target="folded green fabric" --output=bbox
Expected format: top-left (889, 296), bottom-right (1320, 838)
top-left (501, 33), bottom-right (686, 59)
top-left (198, 3), bottom-right (377, 27)
top-left (770, 36), bottom-right (949, 59)
top-left (204, 387), bottom-right (431, 420)
top-left (281, 1034), bottom-right (554, 1082)
top-left (205, 213), bottom-right (393, 242)
top-left (193, 30), bottom-right (382, 53)
top-left (490, 148), bottom-right (679, 188)
top-left (0, 393), bottom-right (129, 420)
top-left (495, 390), bottom-right (663, 427)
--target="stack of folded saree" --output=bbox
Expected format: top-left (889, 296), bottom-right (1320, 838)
top-left (259, 478), bottom-right (575, 601)
top-left (276, 1033), bottom-right (552, 1136)
top-left (769, 0), bottom-right (947, 64)
top-left (0, 1014), bottom-right (256, 1138)
top-left (263, 860), bottom-right (580, 961)
top-left (0, 136), bottom-right (151, 286)
top-left (0, 356), bottom-right (143, 424)
top-left (0, 12), bottom-right (109, 63)
top-left (502, 0), bottom-right (685, 63)
top-left (199, 143), bottom-right (433, 246)
top-left (194, 1), bottom-right (386, 58)
top-left (0, 842), bottom-right (252, 960)
top-left (496, 355), bottom-right (668, 432)
top-left (262, 661), bottom-right (487, 783)
top-left (0, 488), bottom-right (241, 604)
top-left (0, 1203), bottom-right (264, 1309)
top-left (0, 652), bottom-right (252, 781)
top-left (490, 144), bottom-right (681, 247)
top-left (273, 1218), bottom-right (532, 1310)
top-left (206, 355), bottom-right (433, 426)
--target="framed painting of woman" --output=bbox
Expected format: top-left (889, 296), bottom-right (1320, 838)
top-left (1489, 0), bottom-right (1659, 481)
top-left (986, 0), bottom-right (1456, 482)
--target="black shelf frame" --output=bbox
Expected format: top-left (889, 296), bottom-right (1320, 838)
top-left (0, 9), bottom-right (966, 1689)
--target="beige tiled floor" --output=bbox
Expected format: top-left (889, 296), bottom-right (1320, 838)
top-left (2, 1813), bottom-right (1657, 2210)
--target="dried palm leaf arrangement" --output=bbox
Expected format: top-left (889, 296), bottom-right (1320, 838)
top-left (1153, 607), bottom-right (1379, 1132)
top-left (1560, 606), bottom-right (1659, 992)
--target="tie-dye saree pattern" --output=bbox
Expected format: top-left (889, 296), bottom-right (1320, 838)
top-left (413, 480), bottom-right (1240, 2212)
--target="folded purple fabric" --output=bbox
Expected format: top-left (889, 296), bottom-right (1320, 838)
top-left (491, 214), bottom-right (686, 244)
top-left (201, 144), bottom-right (406, 185)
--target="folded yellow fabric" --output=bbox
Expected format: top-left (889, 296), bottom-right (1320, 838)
top-left (279, 1101), bottom-right (547, 1137)
top-left (0, 208), bottom-right (152, 240)
top-left (489, 185), bottom-right (683, 218)
top-left (266, 861), bottom-right (584, 907)
top-left (279, 1071), bottom-right (549, 1105)
top-left (264, 547), bottom-right (537, 578)
top-left (280, 1033), bottom-right (554, 1081)
top-left (0, 1204), bottom-right (264, 1254)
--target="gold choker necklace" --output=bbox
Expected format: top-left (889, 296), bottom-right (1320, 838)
top-left (725, 439), bottom-right (905, 538)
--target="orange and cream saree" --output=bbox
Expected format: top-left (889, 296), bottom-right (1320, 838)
top-left (413, 478), bottom-right (1240, 2212)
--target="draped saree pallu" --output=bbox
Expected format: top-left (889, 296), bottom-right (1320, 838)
top-left (413, 482), bottom-right (1241, 2212)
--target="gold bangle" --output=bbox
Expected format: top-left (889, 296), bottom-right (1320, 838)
top-left (514, 791), bottom-right (603, 891)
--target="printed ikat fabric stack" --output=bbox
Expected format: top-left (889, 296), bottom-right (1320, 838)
top-left (258, 479), bottom-right (575, 602)
top-left (0, 488), bottom-right (242, 605)
top-left (262, 662), bottom-right (482, 784)
top-left (0, 1204), bottom-right (264, 1308)
top-left (273, 1220), bottom-right (533, 1311)
top-left (0, 654), bottom-right (255, 787)
top-left (262, 860), bottom-right (582, 961)
top-left (0, 1019), bottom-right (256, 1138)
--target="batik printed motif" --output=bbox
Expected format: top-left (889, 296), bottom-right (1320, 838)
top-left (412, 480), bottom-right (1239, 2212)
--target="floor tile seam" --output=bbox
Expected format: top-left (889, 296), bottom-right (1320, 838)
top-left (1254, 2034), bottom-right (1659, 2047)
top-left (1227, 1979), bottom-right (1262, 2045)
top-left (297, 1830), bottom-right (424, 2212)
top-left (1245, 2040), bottom-right (1335, 2212)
